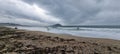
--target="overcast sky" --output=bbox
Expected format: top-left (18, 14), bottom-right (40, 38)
top-left (0, 0), bottom-right (120, 25)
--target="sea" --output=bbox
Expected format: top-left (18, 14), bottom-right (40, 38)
top-left (8, 26), bottom-right (120, 40)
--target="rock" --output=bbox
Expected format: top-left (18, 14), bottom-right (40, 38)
top-left (61, 49), bottom-right (66, 54)
top-left (0, 42), bottom-right (5, 50)
top-left (107, 46), bottom-right (112, 51)
top-left (14, 42), bottom-right (23, 48)
top-left (6, 45), bottom-right (15, 52)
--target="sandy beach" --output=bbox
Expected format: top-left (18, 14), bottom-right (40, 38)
top-left (0, 27), bottom-right (120, 54)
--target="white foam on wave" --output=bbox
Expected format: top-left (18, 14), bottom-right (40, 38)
top-left (8, 26), bottom-right (120, 40)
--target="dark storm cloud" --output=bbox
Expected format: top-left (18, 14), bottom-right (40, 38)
top-left (0, 0), bottom-right (120, 25)
top-left (22, 0), bottom-right (120, 25)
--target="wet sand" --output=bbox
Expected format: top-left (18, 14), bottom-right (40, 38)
top-left (0, 27), bottom-right (120, 54)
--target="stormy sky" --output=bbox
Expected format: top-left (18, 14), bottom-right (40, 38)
top-left (0, 0), bottom-right (120, 25)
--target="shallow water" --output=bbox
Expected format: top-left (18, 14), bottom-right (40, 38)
top-left (8, 26), bottom-right (120, 40)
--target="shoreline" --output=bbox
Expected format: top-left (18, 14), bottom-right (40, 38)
top-left (8, 26), bottom-right (120, 40)
top-left (0, 27), bottom-right (120, 54)
top-left (19, 28), bottom-right (120, 41)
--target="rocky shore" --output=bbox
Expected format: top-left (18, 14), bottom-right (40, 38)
top-left (0, 27), bottom-right (120, 54)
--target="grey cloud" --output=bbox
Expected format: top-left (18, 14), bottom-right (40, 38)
top-left (22, 0), bottom-right (101, 24)
top-left (22, 0), bottom-right (120, 25)
top-left (0, 0), bottom-right (120, 25)
top-left (0, 0), bottom-right (62, 25)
